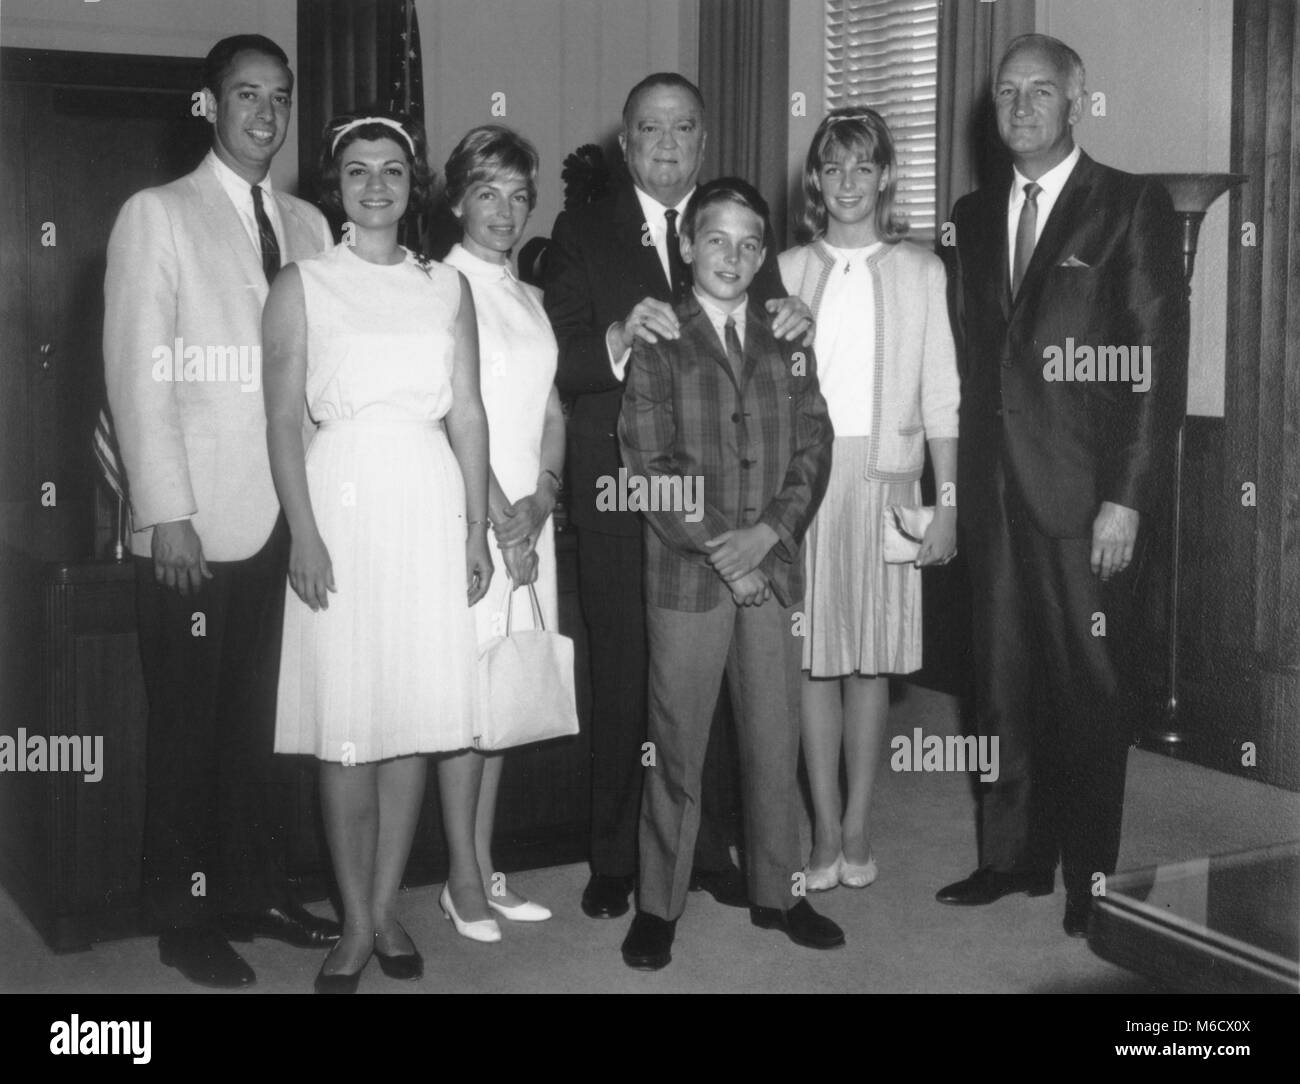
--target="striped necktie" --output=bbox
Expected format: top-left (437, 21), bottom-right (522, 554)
top-left (251, 184), bottom-right (281, 283)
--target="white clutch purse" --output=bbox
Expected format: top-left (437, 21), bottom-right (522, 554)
top-left (882, 504), bottom-right (935, 564)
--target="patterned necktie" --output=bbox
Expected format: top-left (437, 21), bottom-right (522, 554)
top-left (664, 208), bottom-right (688, 302)
top-left (251, 184), bottom-right (281, 283)
top-left (723, 317), bottom-right (744, 380)
top-left (1011, 181), bottom-right (1042, 299)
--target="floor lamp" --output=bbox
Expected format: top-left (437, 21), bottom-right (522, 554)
top-left (1141, 172), bottom-right (1247, 746)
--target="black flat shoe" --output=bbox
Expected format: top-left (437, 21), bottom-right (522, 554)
top-left (582, 873), bottom-right (635, 919)
top-left (159, 927), bottom-right (255, 988)
top-left (935, 867), bottom-right (1054, 905)
top-left (314, 958), bottom-right (367, 994)
top-left (221, 902), bottom-right (342, 948)
top-left (1063, 895), bottom-right (1092, 938)
top-left (621, 911), bottom-right (676, 970)
top-left (688, 864), bottom-right (748, 908)
top-left (373, 926), bottom-right (424, 980)
top-left (750, 899), bottom-right (845, 949)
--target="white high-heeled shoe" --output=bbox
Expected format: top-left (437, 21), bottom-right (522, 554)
top-left (486, 880), bottom-right (552, 922)
top-left (439, 886), bottom-right (501, 942)
top-left (804, 854), bottom-right (844, 892)
top-left (839, 855), bottom-right (878, 888)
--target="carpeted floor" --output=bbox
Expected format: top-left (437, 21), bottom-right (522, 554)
top-left (2, 685), bottom-right (1296, 994)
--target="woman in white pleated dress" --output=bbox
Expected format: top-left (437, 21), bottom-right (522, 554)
top-left (779, 108), bottom-right (960, 893)
top-left (264, 112), bottom-right (492, 991)
top-left (436, 125), bottom-right (565, 939)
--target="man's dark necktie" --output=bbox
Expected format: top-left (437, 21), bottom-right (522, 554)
top-left (664, 208), bottom-right (689, 302)
top-left (251, 184), bottom-right (281, 283)
top-left (723, 317), bottom-right (744, 381)
top-left (1011, 180), bottom-right (1042, 299)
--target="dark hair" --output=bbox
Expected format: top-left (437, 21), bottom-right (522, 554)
top-left (681, 176), bottom-right (772, 251)
top-left (800, 107), bottom-right (907, 243)
top-left (998, 33), bottom-right (1087, 99)
top-left (318, 111), bottom-right (437, 219)
top-left (203, 35), bottom-right (290, 98)
top-left (621, 72), bottom-right (706, 128)
top-left (443, 124), bottom-right (540, 212)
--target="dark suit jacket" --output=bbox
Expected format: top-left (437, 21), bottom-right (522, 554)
top-left (543, 182), bottom-right (786, 536)
top-left (951, 152), bottom-right (1188, 539)
top-left (618, 294), bottom-right (832, 612)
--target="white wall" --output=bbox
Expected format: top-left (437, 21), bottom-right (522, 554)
top-left (416, 0), bottom-right (698, 259)
top-left (0, 0), bottom-right (302, 191)
top-left (1037, 0), bottom-right (1234, 417)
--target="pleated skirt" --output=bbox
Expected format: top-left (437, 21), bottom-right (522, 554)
top-left (274, 418), bottom-right (481, 762)
top-left (802, 436), bottom-right (922, 677)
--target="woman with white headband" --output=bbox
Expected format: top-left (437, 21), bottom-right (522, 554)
top-left (264, 111), bottom-right (492, 992)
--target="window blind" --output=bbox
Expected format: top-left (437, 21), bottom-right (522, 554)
top-left (825, 0), bottom-right (939, 240)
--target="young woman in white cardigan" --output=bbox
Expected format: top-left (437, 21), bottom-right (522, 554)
top-left (779, 108), bottom-right (960, 891)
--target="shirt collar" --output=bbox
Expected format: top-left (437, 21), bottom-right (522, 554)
top-left (693, 287), bottom-right (747, 346)
top-left (633, 184), bottom-right (695, 226)
top-left (206, 148), bottom-right (275, 202)
top-left (1012, 143), bottom-right (1081, 204)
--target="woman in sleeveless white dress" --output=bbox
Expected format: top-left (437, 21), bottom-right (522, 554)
top-left (433, 125), bottom-right (565, 936)
top-left (264, 114), bottom-right (492, 990)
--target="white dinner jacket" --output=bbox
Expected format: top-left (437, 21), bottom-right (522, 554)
top-left (104, 154), bottom-right (331, 560)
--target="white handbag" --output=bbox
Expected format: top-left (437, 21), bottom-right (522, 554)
top-left (475, 582), bottom-right (579, 751)
top-left (882, 504), bottom-right (935, 564)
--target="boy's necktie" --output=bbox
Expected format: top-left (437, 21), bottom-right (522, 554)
top-left (724, 317), bottom-right (744, 380)
top-left (1011, 181), bottom-right (1041, 298)
top-left (252, 184), bottom-right (281, 283)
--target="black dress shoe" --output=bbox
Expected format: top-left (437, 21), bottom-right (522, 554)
top-left (1063, 895), bottom-right (1092, 938)
top-left (373, 926), bottom-right (424, 980)
top-left (581, 873), bottom-right (634, 919)
top-left (688, 865), bottom-right (748, 908)
top-left (935, 867), bottom-right (1054, 905)
top-left (621, 911), bottom-right (676, 970)
top-left (159, 927), bottom-right (255, 988)
top-left (220, 902), bottom-right (342, 948)
top-left (750, 899), bottom-right (845, 949)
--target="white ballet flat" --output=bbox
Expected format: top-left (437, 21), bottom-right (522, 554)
top-left (439, 886), bottom-right (502, 942)
top-left (804, 854), bottom-right (843, 892)
top-left (839, 855), bottom-right (878, 889)
top-left (487, 895), bottom-right (552, 922)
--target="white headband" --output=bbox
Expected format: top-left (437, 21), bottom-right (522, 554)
top-left (331, 116), bottom-right (416, 157)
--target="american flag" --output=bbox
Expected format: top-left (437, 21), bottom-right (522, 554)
top-left (93, 406), bottom-right (126, 501)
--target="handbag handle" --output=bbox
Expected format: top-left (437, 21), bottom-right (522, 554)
top-left (502, 578), bottom-right (546, 636)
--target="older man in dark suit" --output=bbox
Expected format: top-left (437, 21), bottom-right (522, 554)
top-left (938, 34), bottom-right (1187, 936)
top-left (543, 73), bottom-right (810, 919)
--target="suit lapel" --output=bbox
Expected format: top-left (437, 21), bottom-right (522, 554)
top-left (616, 183), bottom-right (674, 299)
top-left (190, 162), bottom-right (267, 299)
top-left (1012, 152), bottom-right (1096, 315)
top-left (275, 194), bottom-right (323, 262)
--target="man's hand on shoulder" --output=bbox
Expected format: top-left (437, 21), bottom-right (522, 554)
top-left (610, 297), bottom-right (681, 357)
top-left (1091, 501), bottom-right (1140, 581)
top-left (765, 296), bottom-right (815, 346)
top-left (151, 519), bottom-right (213, 598)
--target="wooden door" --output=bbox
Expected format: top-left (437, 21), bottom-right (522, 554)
top-left (0, 49), bottom-right (210, 563)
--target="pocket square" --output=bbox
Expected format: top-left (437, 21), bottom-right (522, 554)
top-left (1059, 255), bottom-right (1091, 268)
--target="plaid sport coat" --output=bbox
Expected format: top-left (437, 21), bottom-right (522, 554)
top-left (617, 294), bottom-right (833, 612)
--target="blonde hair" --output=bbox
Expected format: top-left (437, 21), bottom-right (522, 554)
top-left (800, 107), bottom-right (907, 243)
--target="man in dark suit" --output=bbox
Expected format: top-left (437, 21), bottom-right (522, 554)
top-left (104, 35), bottom-right (339, 986)
top-left (938, 34), bottom-right (1187, 936)
top-left (543, 73), bottom-right (810, 919)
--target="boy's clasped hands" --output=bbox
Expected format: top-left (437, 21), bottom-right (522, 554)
top-left (706, 523), bottom-right (780, 607)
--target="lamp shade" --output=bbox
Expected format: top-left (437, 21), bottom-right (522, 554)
top-left (1147, 172), bottom-right (1248, 215)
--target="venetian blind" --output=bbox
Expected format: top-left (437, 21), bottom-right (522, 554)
top-left (825, 0), bottom-right (939, 240)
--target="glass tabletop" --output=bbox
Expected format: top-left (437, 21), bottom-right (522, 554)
top-left (1098, 840), bottom-right (1299, 981)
